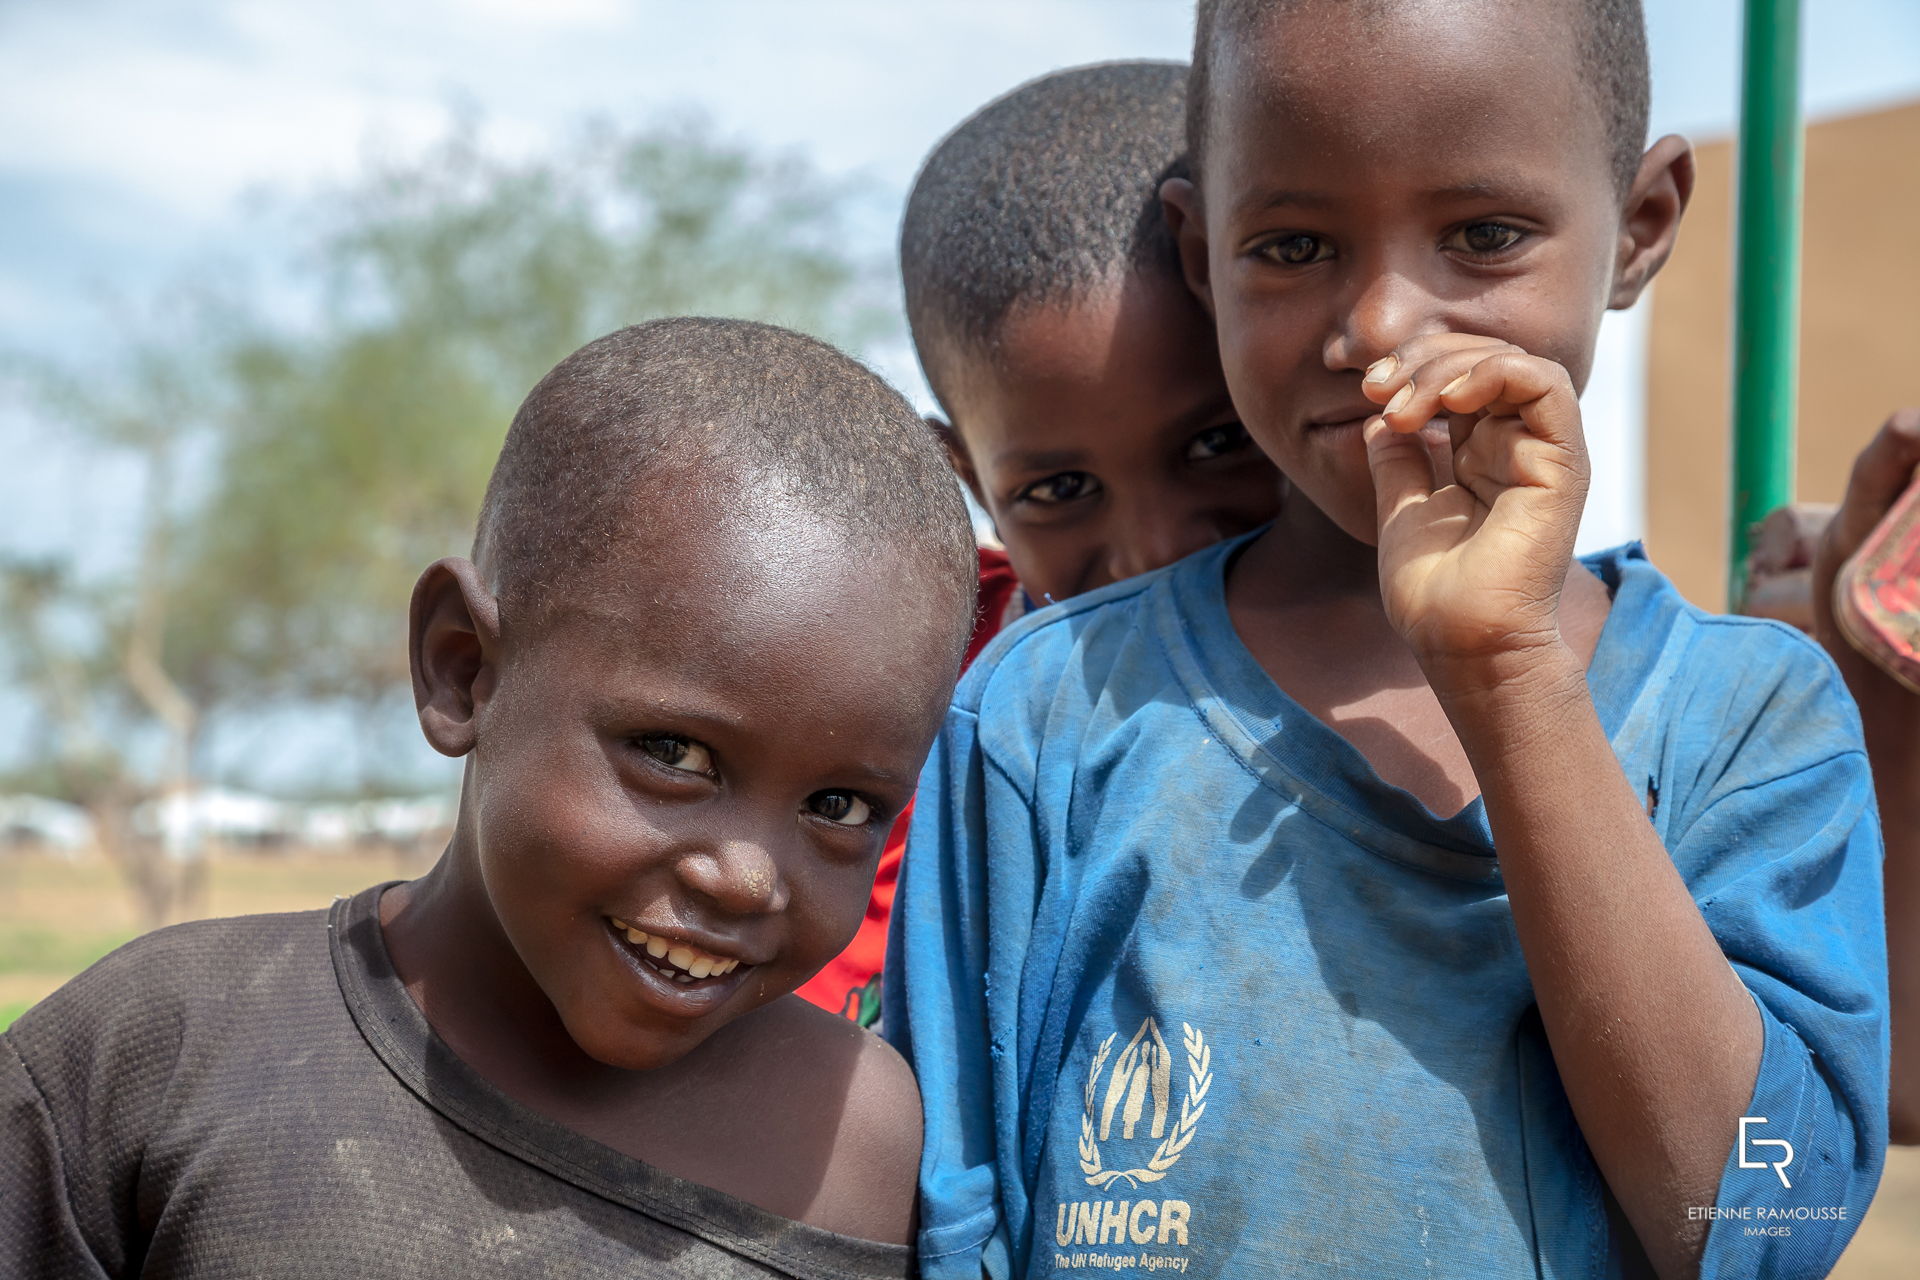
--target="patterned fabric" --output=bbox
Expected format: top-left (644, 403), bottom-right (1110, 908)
top-left (1835, 470), bottom-right (1920, 692)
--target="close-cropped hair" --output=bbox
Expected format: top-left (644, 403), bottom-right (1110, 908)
top-left (1189, 0), bottom-right (1650, 195)
top-left (900, 60), bottom-right (1191, 412)
top-left (473, 317), bottom-right (977, 639)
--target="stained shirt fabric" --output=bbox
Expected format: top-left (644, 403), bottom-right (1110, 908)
top-left (2, 884), bottom-right (913, 1279)
top-left (885, 536), bottom-right (1887, 1280)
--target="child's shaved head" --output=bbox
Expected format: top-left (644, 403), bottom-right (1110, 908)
top-left (901, 60), bottom-right (1189, 411)
top-left (473, 317), bottom-right (976, 639)
top-left (1191, 0), bottom-right (1649, 194)
top-left (409, 319), bottom-right (984, 1096)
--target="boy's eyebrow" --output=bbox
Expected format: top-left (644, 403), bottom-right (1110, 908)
top-left (591, 695), bottom-right (748, 732)
top-left (993, 445), bottom-right (1089, 472)
top-left (835, 761), bottom-right (917, 789)
top-left (1419, 177), bottom-right (1558, 205)
top-left (1240, 177), bottom-right (1552, 216)
top-left (1158, 394), bottom-right (1242, 439)
top-left (993, 397), bottom-right (1239, 472)
top-left (1237, 187), bottom-right (1339, 215)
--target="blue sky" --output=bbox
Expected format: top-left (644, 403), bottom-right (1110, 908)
top-left (3, 0), bottom-right (1918, 791)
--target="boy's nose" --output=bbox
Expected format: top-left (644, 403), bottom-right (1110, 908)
top-left (1109, 510), bottom-right (1227, 582)
top-left (674, 839), bottom-right (790, 918)
top-left (1322, 261), bottom-right (1446, 373)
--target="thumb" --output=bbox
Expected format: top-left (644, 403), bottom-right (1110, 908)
top-left (1824, 408), bottom-right (1920, 572)
top-left (1365, 416), bottom-right (1436, 535)
top-left (1843, 409), bottom-right (1920, 527)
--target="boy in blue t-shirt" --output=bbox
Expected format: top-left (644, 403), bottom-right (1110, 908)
top-left (886, 2), bottom-right (1889, 1277)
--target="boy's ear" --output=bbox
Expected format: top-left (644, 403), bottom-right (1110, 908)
top-left (928, 414), bottom-right (989, 511)
top-left (1610, 134), bottom-right (1695, 310)
top-left (409, 557), bottom-right (501, 759)
top-left (1159, 177), bottom-right (1214, 318)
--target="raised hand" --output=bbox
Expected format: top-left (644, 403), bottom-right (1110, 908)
top-left (1358, 333), bottom-right (1589, 675)
top-left (1813, 407), bottom-right (1920, 687)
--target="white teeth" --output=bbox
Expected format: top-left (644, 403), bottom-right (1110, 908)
top-left (616, 924), bottom-right (742, 980)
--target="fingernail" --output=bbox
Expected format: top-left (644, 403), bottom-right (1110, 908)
top-left (1364, 354), bottom-right (1398, 382)
top-left (1385, 382), bottom-right (1413, 414)
top-left (1440, 372), bottom-right (1470, 397)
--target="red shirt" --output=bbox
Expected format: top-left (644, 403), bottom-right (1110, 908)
top-left (794, 546), bottom-right (1023, 1023)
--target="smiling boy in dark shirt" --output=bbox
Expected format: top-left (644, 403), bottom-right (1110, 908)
top-left (2, 317), bottom-right (977, 1278)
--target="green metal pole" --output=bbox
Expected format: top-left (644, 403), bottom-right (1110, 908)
top-left (1728, 0), bottom-right (1803, 610)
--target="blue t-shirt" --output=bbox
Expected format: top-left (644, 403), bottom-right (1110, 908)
top-left (886, 536), bottom-right (1886, 1280)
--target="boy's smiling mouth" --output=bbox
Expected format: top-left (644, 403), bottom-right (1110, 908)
top-left (608, 916), bottom-right (745, 983)
top-left (606, 917), bottom-right (748, 1013)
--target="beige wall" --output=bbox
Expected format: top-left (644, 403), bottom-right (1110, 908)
top-left (1645, 98), bottom-right (1920, 610)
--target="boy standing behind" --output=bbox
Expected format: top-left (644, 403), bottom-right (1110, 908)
top-left (899, 60), bottom-right (1282, 610)
top-left (802, 61), bottom-right (1282, 1023)
top-left (4, 319), bottom-right (976, 1277)
top-left (889, 4), bottom-right (1887, 1278)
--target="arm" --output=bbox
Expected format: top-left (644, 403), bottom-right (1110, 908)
top-left (1426, 646), bottom-right (1764, 1278)
top-left (2, 1035), bottom-right (114, 1278)
top-left (883, 700), bottom-right (1037, 1280)
top-left (1364, 340), bottom-right (1884, 1279)
top-left (1427, 639), bottom-right (1883, 1280)
top-left (1813, 408), bottom-right (1920, 1143)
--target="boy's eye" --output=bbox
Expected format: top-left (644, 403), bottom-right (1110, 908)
top-left (1448, 222), bottom-right (1526, 257)
top-left (1256, 234), bottom-right (1334, 266)
top-left (1186, 422), bottom-right (1252, 462)
top-left (637, 733), bottom-right (714, 776)
top-left (1015, 471), bottom-right (1100, 505)
top-left (807, 790), bottom-right (872, 827)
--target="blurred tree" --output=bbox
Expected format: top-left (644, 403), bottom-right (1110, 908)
top-left (1, 335), bottom-right (216, 926)
top-left (184, 117), bottom-right (893, 714)
top-left (1, 117), bottom-right (896, 924)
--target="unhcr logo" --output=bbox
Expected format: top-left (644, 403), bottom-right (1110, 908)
top-left (1078, 1018), bottom-right (1211, 1189)
top-left (1103, 1017), bottom-right (1171, 1141)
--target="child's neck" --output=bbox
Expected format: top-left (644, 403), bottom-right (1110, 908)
top-left (1226, 493), bottom-right (1612, 820)
top-left (380, 848), bottom-right (919, 1242)
top-left (1227, 493), bottom-right (1474, 815)
top-left (1239, 489), bottom-right (1385, 607)
top-left (381, 851), bottom-right (621, 1096)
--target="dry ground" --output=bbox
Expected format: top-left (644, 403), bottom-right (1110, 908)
top-left (0, 848), bottom-right (420, 1027)
top-left (2, 851), bottom-right (1914, 1273)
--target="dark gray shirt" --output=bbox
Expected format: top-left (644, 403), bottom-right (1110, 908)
top-left (2, 884), bottom-right (913, 1279)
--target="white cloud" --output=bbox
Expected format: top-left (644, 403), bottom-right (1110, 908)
top-left (0, 0), bottom-right (1196, 220)
top-left (453, 0), bottom-right (629, 28)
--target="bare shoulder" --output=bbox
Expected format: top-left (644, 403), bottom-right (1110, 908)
top-left (739, 997), bottom-right (923, 1242)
